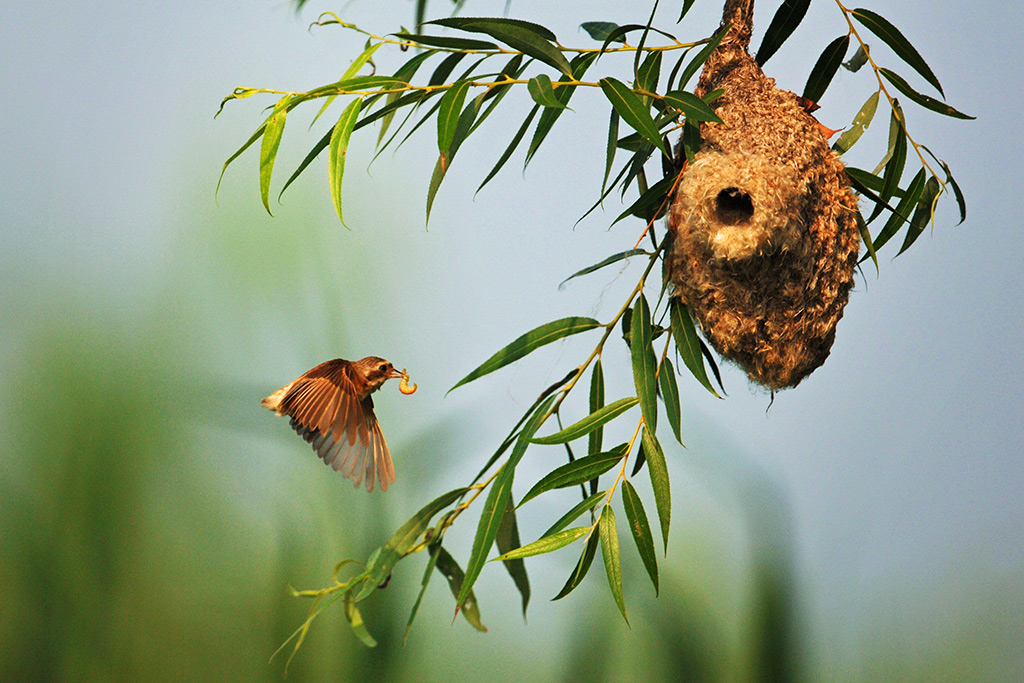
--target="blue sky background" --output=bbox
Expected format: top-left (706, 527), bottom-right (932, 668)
top-left (2, 1), bottom-right (1022, 679)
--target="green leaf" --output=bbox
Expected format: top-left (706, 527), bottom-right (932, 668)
top-left (327, 98), bottom-right (362, 228)
top-left (844, 44), bottom-right (870, 72)
top-left (526, 51), bottom-right (598, 167)
top-left (553, 530), bottom-right (599, 600)
top-left (621, 480), bottom-right (659, 595)
top-left (527, 74), bottom-right (567, 109)
top-left (403, 540), bottom-right (443, 644)
top-left (879, 69), bottom-right (975, 120)
top-left (832, 91), bottom-right (879, 155)
top-left (450, 316), bottom-right (602, 392)
top-left (897, 175), bottom-right (941, 255)
top-left (756, 0), bottom-right (811, 66)
top-left (868, 107), bottom-right (907, 223)
top-left (580, 21), bottom-right (624, 43)
top-left (677, 23), bottom-right (730, 89)
top-left (495, 527), bottom-right (590, 561)
top-left (636, 49), bottom-right (662, 98)
top-left (871, 167), bottom-right (925, 254)
top-left (612, 175), bottom-right (675, 227)
top-left (457, 395), bottom-right (554, 610)
top-left (560, 249), bottom-right (648, 289)
top-left (495, 497), bottom-right (531, 616)
top-left (669, 299), bottom-right (719, 397)
top-left (259, 95), bottom-right (290, 215)
top-left (437, 80), bottom-right (472, 156)
top-left (477, 105), bottom-right (539, 194)
top-left (603, 108), bottom-right (619, 196)
top-left (938, 158), bottom-right (966, 224)
top-left (641, 427), bottom-right (671, 553)
top-left (678, 0), bottom-right (696, 21)
top-left (344, 591), bottom-right (378, 647)
top-left (598, 505), bottom-right (628, 624)
top-left (631, 293), bottom-right (658, 431)
top-left (600, 78), bottom-right (669, 158)
top-left (803, 35), bottom-right (850, 103)
top-left (852, 8), bottom-right (944, 95)
top-left (435, 545), bottom-right (488, 632)
top-left (428, 17), bottom-right (571, 77)
top-left (588, 360), bottom-right (606, 459)
top-left (658, 357), bottom-right (683, 446)
top-left (394, 32), bottom-right (499, 50)
top-left (856, 210), bottom-right (878, 274)
top-left (354, 487), bottom-right (470, 601)
top-left (519, 446), bottom-right (627, 505)
top-left (662, 89), bottom-right (723, 123)
top-left (532, 398), bottom-right (639, 445)
top-left (542, 490), bottom-right (606, 538)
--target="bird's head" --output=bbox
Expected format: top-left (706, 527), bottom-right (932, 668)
top-left (354, 356), bottom-right (404, 393)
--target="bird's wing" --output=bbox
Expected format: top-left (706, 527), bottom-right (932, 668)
top-left (274, 360), bottom-right (395, 492)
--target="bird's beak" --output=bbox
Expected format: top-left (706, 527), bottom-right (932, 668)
top-left (389, 369), bottom-right (405, 380)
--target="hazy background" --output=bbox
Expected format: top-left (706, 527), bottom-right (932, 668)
top-left (2, 1), bottom-right (1022, 680)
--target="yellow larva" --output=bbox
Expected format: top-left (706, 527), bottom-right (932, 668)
top-left (399, 369), bottom-right (417, 395)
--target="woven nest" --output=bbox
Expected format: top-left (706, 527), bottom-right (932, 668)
top-left (666, 0), bottom-right (861, 390)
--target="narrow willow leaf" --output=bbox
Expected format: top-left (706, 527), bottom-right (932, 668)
top-left (699, 338), bottom-right (726, 395)
top-left (344, 591), bottom-right (378, 647)
top-left (259, 95), bottom-right (290, 214)
top-left (425, 154), bottom-right (446, 225)
top-left (678, 23), bottom-right (730, 89)
top-left (495, 527), bottom-right (590, 561)
top-left (662, 89), bottom-right (723, 123)
top-left (871, 167), bottom-right (925, 254)
top-left (868, 108), bottom-right (907, 223)
top-left (844, 44), bottom-right (870, 72)
top-left (527, 74), bottom-right (567, 109)
top-left (495, 497), bottom-right (531, 616)
top-left (598, 506), bottom-right (628, 624)
top-left (404, 540), bottom-right (442, 644)
top-left (327, 98), bottom-right (362, 227)
top-left (631, 440), bottom-right (647, 477)
top-left (428, 51), bottom-right (467, 87)
top-left (394, 32), bottom-right (498, 50)
top-left (678, 0), bottom-right (696, 21)
top-left (670, 299), bottom-right (719, 397)
top-left (631, 294), bottom-right (658, 431)
top-left (216, 121), bottom-right (266, 199)
top-left (435, 545), bottom-right (488, 632)
top-left (543, 490), bottom-right (606, 538)
top-left (803, 35), bottom-right (850, 103)
top-left (450, 317), bottom-right (602, 392)
top-left (613, 175), bottom-right (675, 226)
top-left (560, 249), bottom-right (647, 289)
top-left (469, 55), bottom-right (527, 137)
top-left (600, 78), bottom-right (668, 158)
top-left (641, 427), bottom-right (671, 553)
top-left (354, 487), bottom-right (470, 601)
top-left (553, 530), bottom-right (599, 600)
top-left (852, 8), bottom-right (943, 95)
top-left (526, 52), bottom-right (598, 167)
top-left (375, 50), bottom-right (435, 146)
top-left (603, 109), bottom-right (619, 196)
top-left (457, 395), bottom-right (554, 609)
top-left (437, 80), bottom-right (472, 156)
top-left (518, 446), bottom-right (627, 505)
top-left (277, 126), bottom-right (331, 201)
top-left (756, 0), bottom-right (811, 66)
top-left (879, 69), bottom-right (974, 120)
top-left (588, 360), bottom-right (606, 458)
top-left (477, 105), bottom-right (539, 194)
top-left (532, 398), bottom-right (639, 445)
top-left (580, 21), bottom-right (623, 43)
top-left (658, 357), bottom-right (683, 446)
top-left (595, 23), bottom-right (677, 56)
top-left (621, 480), bottom-right (659, 595)
top-left (833, 91), bottom-right (879, 155)
top-left (940, 160), bottom-right (966, 225)
top-left (428, 17), bottom-right (572, 77)
top-left (897, 175), bottom-right (941, 255)
top-left (636, 50), bottom-right (662, 98)
top-left (856, 210), bottom-right (878, 274)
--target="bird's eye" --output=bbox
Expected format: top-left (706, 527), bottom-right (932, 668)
top-left (379, 363), bottom-right (388, 373)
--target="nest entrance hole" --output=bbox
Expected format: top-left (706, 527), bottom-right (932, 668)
top-left (715, 187), bottom-right (754, 225)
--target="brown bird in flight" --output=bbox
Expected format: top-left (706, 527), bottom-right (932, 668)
top-left (262, 357), bottom-right (413, 492)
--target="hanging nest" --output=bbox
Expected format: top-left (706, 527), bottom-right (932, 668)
top-left (666, 0), bottom-right (860, 390)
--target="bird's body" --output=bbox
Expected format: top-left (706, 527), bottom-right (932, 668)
top-left (262, 357), bottom-right (403, 492)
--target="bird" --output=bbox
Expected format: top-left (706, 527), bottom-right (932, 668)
top-left (261, 357), bottom-right (410, 492)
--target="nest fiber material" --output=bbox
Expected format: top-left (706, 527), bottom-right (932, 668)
top-left (667, 0), bottom-right (860, 389)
